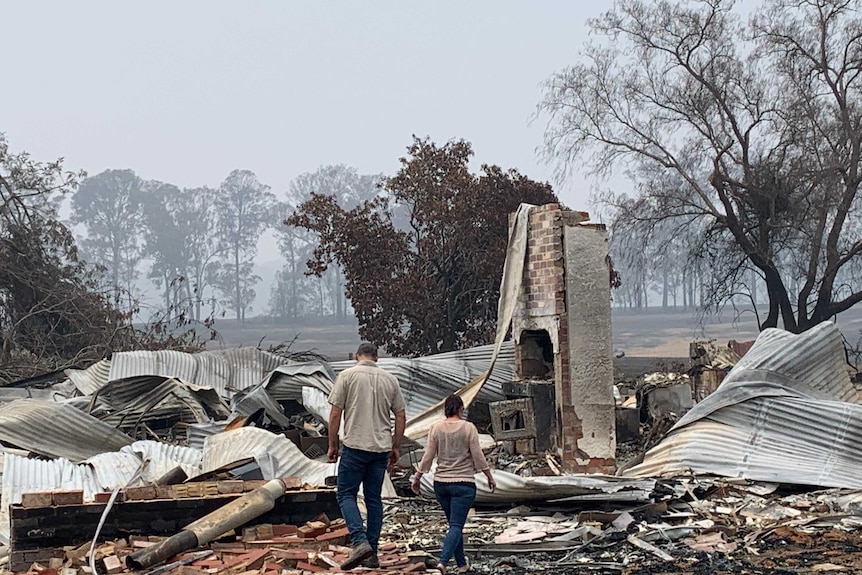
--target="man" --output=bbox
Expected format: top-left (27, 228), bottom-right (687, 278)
top-left (328, 342), bottom-right (406, 571)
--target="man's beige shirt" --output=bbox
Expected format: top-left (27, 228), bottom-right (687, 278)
top-left (328, 360), bottom-right (406, 453)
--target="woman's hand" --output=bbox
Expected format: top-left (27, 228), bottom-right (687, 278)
top-left (410, 474), bottom-right (422, 495)
top-left (484, 470), bottom-right (497, 493)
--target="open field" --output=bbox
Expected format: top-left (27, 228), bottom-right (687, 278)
top-left (207, 306), bottom-right (862, 366)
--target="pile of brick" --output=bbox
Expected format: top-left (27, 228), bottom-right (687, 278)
top-left (12, 517), bottom-right (439, 575)
top-left (19, 480), bottom-right (274, 509)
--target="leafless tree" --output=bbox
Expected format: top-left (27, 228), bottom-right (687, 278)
top-left (540, 0), bottom-right (862, 332)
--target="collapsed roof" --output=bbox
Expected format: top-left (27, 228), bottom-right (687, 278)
top-left (625, 322), bottom-right (862, 488)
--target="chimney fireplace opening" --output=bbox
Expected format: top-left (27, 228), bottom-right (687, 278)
top-left (519, 329), bottom-right (554, 379)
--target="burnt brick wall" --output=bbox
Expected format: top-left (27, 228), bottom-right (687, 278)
top-left (512, 204), bottom-right (614, 473)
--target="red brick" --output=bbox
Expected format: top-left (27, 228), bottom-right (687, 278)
top-left (242, 480), bottom-right (267, 492)
top-left (155, 485), bottom-right (173, 500)
top-left (125, 485), bottom-right (157, 501)
top-left (102, 555), bottom-right (122, 574)
top-left (217, 480), bottom-right (244, 495)
top-left (315, 527), bottom-right (349, 544)
top-left (272, 524), bottom-right (297, 537)
top-left (295, 562), bottom-right (325, 573)
top-left (52, 490), bottom-right (84, 506)
top-left (255, 523), bottom-right (274, 539)
top-left (21, 492), bottom-right (53, 509)
top-left (297, 521), bottom-right (327, 538)
top-left (380, 555), bottom-right (409, 567)
top-left (280, 476), bottom-right (302, 490)
top-left (270, 549), bottom-right (310, 562)
top-left (191, 559), bottom-right (223, 568)
top-left (224, 548), bottom-right (268, 571)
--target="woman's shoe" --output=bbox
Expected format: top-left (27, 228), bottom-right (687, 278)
top-left (456, 560), bottom-right (472, 573)
top-left (436, 563), bottom-right (447, 574)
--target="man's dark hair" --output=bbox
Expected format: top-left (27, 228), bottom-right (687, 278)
top-left (444, 394), bottom-right (464, 417)
top-left (356, 342), bottom-right (378, 358)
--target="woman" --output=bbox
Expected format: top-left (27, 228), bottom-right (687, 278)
top-left (411, 395), bottom-right (496, 573)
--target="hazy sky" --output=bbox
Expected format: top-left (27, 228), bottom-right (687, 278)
top-left (5, 2), bottom-right (610, 211)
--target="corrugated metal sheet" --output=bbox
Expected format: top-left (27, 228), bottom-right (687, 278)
top-left (0, 400), bottom-right (133, 462)
top-left (418, 469), bottom-right (655, 504)
top-left (66, 348), bottom-right (294, 399)
top-left (84, 451), bottom-right (146, 492)
top-left (66, 359), bottom-right (110, 396)
top-left (259, 363), bottom-right (335, 403)
top-left (0, 441), bottom-right (205, 543)
top-left (111, 348), bottom-right (293, 396)
top-left (0, 381), bottom-right (78, 405)
top-left (201, 427), bottom-right (336, 486)
top-left (330, 342), bottom-right (513, 419)
top-left (625, 322), bottom-right (862, 488)
top-left (66, 342), bottom-right (511, 425)
top-left (122, 440), bottom-right (203, 481)
top-left (96, 378), bottom-right (230, 432)
top-left (231, 386), bottom-right (292, 427)
top-left (186, 421), bottom-right (228, 451)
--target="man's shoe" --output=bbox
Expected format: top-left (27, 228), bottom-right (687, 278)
top-left (361, 554), bottom-right (379, 568)
top-left (340, 541), bottom-right (373, 570)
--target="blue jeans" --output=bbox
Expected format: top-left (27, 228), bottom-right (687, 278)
top-left (433, 481), bottom-right (476, 567)
top-left (336, 446), bottom-right (389, 553)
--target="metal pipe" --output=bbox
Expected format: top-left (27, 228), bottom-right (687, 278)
top-left (184, 478), bottom-right (287, 543)
top-left (125, 478), bottom-right (288, 570)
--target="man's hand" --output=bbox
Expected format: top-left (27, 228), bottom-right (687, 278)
top-left (327, 406), bottom-right (343, 464)
top-left (388, 447), bottom-right (400, 470)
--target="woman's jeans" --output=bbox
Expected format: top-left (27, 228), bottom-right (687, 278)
top-left (433, 481), bottom-right (476, 567)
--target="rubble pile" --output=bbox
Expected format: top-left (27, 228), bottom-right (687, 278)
top-left (384, 480), bottom-right (862, 574)
top-left (0, 312), bottom-right (861, 574)
top-left (19, 518), bottom-right (443, 575)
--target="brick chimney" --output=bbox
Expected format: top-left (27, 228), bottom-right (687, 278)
top-left (511, 204), bottom-right (616, 474)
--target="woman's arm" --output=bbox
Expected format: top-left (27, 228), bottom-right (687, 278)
top-left (417, 425), bottom-right (438, 473)
top-left (468, 424), bottom-right (496, 492)
top-left (411, 425), bottom-right (438, 494)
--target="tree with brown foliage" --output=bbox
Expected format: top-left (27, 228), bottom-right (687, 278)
top-left (287, 137), bottom-right (558, 356)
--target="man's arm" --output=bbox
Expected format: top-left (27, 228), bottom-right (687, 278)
top-left (389, 409), bottom-right (406, 468)
top-left (327, 405), bottom-right (344, 463)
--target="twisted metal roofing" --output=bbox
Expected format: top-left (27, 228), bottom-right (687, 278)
top-left (625, 322), bottom-right (862, 488)
top-left (0, 400), bottom-right (134, 462)
top-left (330, 341), bottom-right (513, 418)
top-left (417, 469), bottom-right (655, 504)
top-left (201, 427), bottom-right (336, 486)
top-left (65, 348), bottom-right (294, 398)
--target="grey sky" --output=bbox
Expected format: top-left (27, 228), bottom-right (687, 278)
top-left (5, 1), bottom-right (607, 211)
